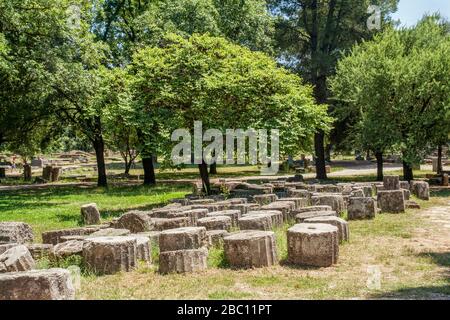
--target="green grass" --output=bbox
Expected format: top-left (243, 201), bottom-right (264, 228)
top-left (0, 184), bottom-right (190, 242)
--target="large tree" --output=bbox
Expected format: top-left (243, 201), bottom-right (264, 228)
top-left (330, 15), bottom-right (450, 181)
top-left (130, 34), bottom-right (331, 194)
top-left (268, 0), bottom-right (398, 179)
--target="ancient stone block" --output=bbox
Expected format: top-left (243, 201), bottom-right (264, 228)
top-left (261, 201), bottom-right (295, 220)
top-left (0, 243), bottom-right (18, 255)
top-left (287, 223), bottom-right (339, 267)
top-left (26, 244), bottom-right (53, 260)
top-left (51, 167), bottom-right (61, 182)
top-left (311, 195), bottom-right (345, 215)
top-left (206, 230), bottom-right (229, 247)
top-left (0, 222), bottom-right (34, 244)
top-left (206, 210), bottom-right (241, 227)
top-left (88, 228), bottom-right (130, 237)
top-left (190, 204), bottom-right (221, 212)
top-left (129, 235), bottom-right (151, 262)
top-left (377, 190), bottom-right (405, 213)
top-left (0, 268), bottom-right (75, 300)
top-left (287, 189), bottom-right (310, 199)
top-left (80, 203), bottom-right (101, 225)
top-left (42, 226), bottom-right (100, 245)
top-left (151, 217), bottom-right (190, 231)
top-left (51, 240), bottom-right (84, 260)
top-left (295, 211), bottom-right (337, 223)
top-left (347, 197), bottom-right (376, 220)
top-left (304, 216), bottom-right (349, 243)
top-left (383, 175), bottom-right (400, 190)
top-left (0, 245), bottom-right (35, 273)
top-left (224, 230), bottom-right (277, 269)
top-left (159, 227), bottom-right (207, 252)
top-left (159, 248), bottom-right (208, 274)
top-left (410, 181), bottom-right (430, 200)
top-left (253, 194), bottom-right (278, 206)
top-left (276, 198), bottom-right (308, 210)
top-left (116, 211), bottom-right (154, 233)
top-left (82, 236), bottom-right (137, 274)
top-left (238, 214), bottom-right (273, 231)
top-left (246, 210), bottom-right (283, 227)
top-left (402, 189), bottom-right (410, 200)
top-left (197, 216), bottom-right (232, 231)
top-left (296, 206), bottom-right (332, 213)
top-left (400, 181), bottom-right (410, 190)
top-left (350, 189), bottom-right (365, 198)
top-left (134, 231), bottom-right (161, 246)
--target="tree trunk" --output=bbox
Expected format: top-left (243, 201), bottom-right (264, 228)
top-left (375, 151), bottom-right (384, 181)
top-left (209, 162), bottom-right (217, 174)
top-left (325, 144), bottom-right (332, 162)
top-left (124, 160), bottom-right (131, 176)
top-left (93, 136), bottom-right (107, 187)
top-left (142, 156), bottom-right (156, 185)
top-left (403, 161), bottom-right (414, 182)
top-left (437, 145), bottom-right (443, 174)
top-left (314, 131), bottom-right (327, 180)
top-left (198, 160), bottom-right (211, 195)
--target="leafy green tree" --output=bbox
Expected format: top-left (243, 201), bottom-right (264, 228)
top-left (269, 0), bottom-right (399, 179)
top-left (330, 15), bottom-right (450, 181)
top-left (130, 34), bottom-right (331, 194)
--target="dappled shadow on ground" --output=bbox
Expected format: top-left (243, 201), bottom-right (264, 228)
top-left (369, 284), bottom-right (450, 300)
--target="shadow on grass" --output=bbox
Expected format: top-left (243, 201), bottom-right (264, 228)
top-left (418, 252), bottom-right (450, 268)
top-left (369, 284), bottom-right (450, 300)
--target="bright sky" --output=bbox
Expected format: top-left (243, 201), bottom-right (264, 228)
top-left (391, 0), bottom-right (450, 27)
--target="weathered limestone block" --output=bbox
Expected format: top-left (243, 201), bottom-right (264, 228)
top-left (304, 216), bottom-right (349, 243)
top-left (206, 210), bottom-right (241, 227)
top-left (26, 244), bottom-right (53, 260)
top-left (60, 235), bottom-right (88, 242)
top-left (261, 201), bottom-right (295, 220)
top-left (276, 198), bottom-right (308, 210)
top-left (197, 216), bottom-right (232, 231)
top-left (159, 227), bottom-right (207, 252)
top-left (116, 211), bottom-right (154, 233)
top-left (80, 203), bottom-right (101, 225)
top-left (0, 243), bottom-right (18, 255)
top-left (349, 189), bottom-right (365, 198)
top-left (227, 198), bottom-right (248, 204)
top-left (400, 181), bottom-right (410, 190)
top-left (410, 181), bottom-right (430, 200)
top-left (206, 230), bottom-right (229, 247)
top-left (0, 222), bottom-right (34, 244)
top-left (246, 210), bottom-right (283, 227)
top-left (0, 245), bottom-right (35, 273)
top-left (42, 166), bottom-right (53, 181)
top-left (362, 186), bottom-right (373, 197)
top-left (51, 240), bottom-right (84, 260)
top-left (287, 223), bottom-right (339, 267)
top-left (238, 214), bottom-right (273, 231)
top-left (224, 230), bottom-right (277, 269)
top-left (82, 236), bottom-right (137, 274)
top-left (151, 217), bottom-right (190, 231)
top-left (129, 235), bottom-right (151, 262)
top-left (405, 200), bottom-right (421, 209)
top-left (295, 211), bottom-right (337, 223)
top-left (190, 199), bottom-right (215, 205)
top-left (311, 195), bottom-right (345, 214)
top-left (402, 189), bottom-right (411, 200)
top-left (383, 175), bottom-right (400, 190)
top-left (229, 204), bottom-right (255, 215)
top-left (317, 185), bottom-right (342, 193)
top-left (287, 189), bottom-right (310, 199)
top-left (135, 231), bottom-right (161, 246)
top-left (88, 228), bottom-right (130, 237)
top-left (179, 208), bottom-right (210, 225)
top-left (253, 194), bottom-right (278, 206)
top-left (296, 206), bottom-right (332, 213)
top-left (42, 226), bottom-right (100, 245)
top-left (377, 190), bottom-right (405, 213)
top-left (0, 268), bottom-right (75, 300)
top-left (347, 197), bottom-right (376, 220)
top-left (159, 248), bottom-right (208, 274)
top-left (191, 204), bottom-right (220, 212)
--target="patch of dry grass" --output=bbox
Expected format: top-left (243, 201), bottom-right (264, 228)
top-left (77, 195), bottom-right (450, 300)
